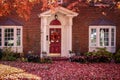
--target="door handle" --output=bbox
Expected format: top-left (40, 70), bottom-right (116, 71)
top-left (46, 35), bottom-right (48, 41)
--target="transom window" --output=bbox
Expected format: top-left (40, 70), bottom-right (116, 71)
top-left (89, 26), bottom-right (116, 53)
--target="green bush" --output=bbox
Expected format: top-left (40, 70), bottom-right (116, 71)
top-left (41, 57), bottom-right (52, 63)
top-left (70, 56), bottom-right (86, 63)
top-left (21, 57), bottom-right (28, 62)
top-left (26, 53), bottom-right (40, 63)
top-left (1, 47), bottom-right (18, 61)
top-left (96, 48), bottom-right (113, 62)
top-left (96, 48), bottom-right (113, 58)
top-left (85, 48), bottom-right (113, 63)
top-left (114, 49), bottom-right (120, 63)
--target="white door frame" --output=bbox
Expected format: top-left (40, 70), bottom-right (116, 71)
top-left (39, 6), bottom-right (78, 57)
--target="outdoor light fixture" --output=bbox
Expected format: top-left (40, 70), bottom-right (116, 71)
top-left (55, 14), bottom-right (58, 19)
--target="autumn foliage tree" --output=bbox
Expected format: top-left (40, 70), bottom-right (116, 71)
top-left (0, 0), bottom-right (40, 20)
top-left (0, 0), bottom-right (120, 20)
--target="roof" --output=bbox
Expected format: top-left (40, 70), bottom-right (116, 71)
top-left (0, 18), bottom-right (23, 26)
top-left (90, 18), bottom-right (115, 26)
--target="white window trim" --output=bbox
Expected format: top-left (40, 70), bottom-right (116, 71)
top-left (0, 26), bottom-right (23, 53)
top-left (89, 26), bottom-right (116, 53)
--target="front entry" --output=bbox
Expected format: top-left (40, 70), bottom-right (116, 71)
top-left (49, 28), bottom-right (61, 54)
top-left (40, 6), bottom-right (78, 57)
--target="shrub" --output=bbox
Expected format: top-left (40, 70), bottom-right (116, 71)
top-left (85, 48), bottom-right (113, 63)
top-left (96, 48), bottom-right (113, 62)
top-left (70, 56), bottom-right (86, 63)
top-left (13, 53), bottom-right (20, 58)
top-left (114, 49), bottom-right (120, 63)
top-left (21, 57), bottom-right (28, 62)
top-left (96, 48), bottom-right (112, 57)
top-left (26, 53), bottom-right (40, 63)
top-left (1, 47), bottom-right (18, 61)
top-left (41, 57), bottom-right (52, 63)
top-left (86, 56), bottom-right (100, 63)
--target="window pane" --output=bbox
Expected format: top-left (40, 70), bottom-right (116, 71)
top-left (111, 28), bottom-right (114, 46)
top-left (4, 28), bottom-right (14, 46)
top-left (0, 29), bottom-right (1, 46)
top-left (90, 29), bottom-right (96, 46)
top-left (17, 29), bottom-right (21, 46)
top-left (100, 28), bottom-right (109, 46)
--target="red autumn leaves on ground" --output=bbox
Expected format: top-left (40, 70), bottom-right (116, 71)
top-left (1, 61), bottom-right (120, 80)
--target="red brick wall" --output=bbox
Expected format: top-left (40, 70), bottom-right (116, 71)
top-left (72, 7), bottom-right (120, 53)
top-left (1, 2), bottom-right (120, 55)
top-left (21, 4), bottom-right (120, 54)
top-left (23, 4), bottom-right (42, 55)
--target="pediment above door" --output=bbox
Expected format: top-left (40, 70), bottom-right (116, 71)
top-left (38, 6), bottom-right (78, 17)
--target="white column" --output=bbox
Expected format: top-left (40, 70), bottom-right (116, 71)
top-left (43, 17), bottom-right (47, 52)
top-left (40, 18), bottom-right (43, 57)
top-left (68, 17), bottom-right (73, 51)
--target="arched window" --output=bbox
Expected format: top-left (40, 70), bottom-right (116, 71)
top-left (50, 19), bottom-right (61, 25)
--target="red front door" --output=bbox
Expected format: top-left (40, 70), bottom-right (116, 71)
top-left (49, 28), bottom-right (61, 54)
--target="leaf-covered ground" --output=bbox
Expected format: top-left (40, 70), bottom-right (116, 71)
top-left (0, 61), bottom-right (120, 80)
top-left (0, 64), bottom-right (41, 80)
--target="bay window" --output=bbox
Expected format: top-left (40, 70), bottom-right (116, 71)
top-left (0, 26), bottom-right (23, 53)
top-left (89, 26), bottom-right (116, 53)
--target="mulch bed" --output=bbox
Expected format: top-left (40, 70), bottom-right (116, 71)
top-left (0, 61), bottom-right (120, 80)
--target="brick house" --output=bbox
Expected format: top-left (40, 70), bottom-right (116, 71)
top-left (0, 0), bottom-right (120, 57)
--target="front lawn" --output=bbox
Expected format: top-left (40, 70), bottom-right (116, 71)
top-left (0, 61), bottom-right (120, 80)
top-left (0, 63), bottom-right (41, 80)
